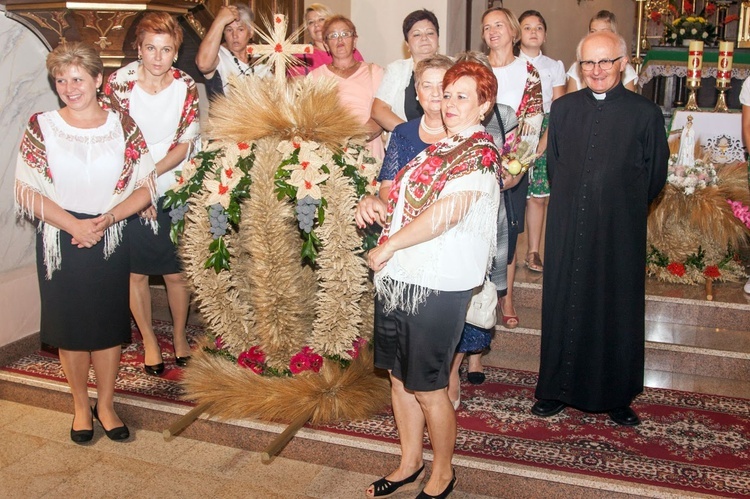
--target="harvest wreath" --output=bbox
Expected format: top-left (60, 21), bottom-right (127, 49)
top-left (161, 73), bottom-right (389, 430)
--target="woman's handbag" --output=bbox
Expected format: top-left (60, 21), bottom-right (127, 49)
top-left (465, 279), bottom-right (498, 329)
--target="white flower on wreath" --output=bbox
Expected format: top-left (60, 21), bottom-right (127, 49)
top-left (702, 32), bottom-right (708, 39)
top-left (220, 162), bottom-right (244, 191)
top-left (204, 178), bottom-right (233, 208)
top-left (172, 158), bottom-right (198, 191)
top-left (288, 166), bottom-right (329, 200)
top-left (277, 137), bottom-right (320, 158)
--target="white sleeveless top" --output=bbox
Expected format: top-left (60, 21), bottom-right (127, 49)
top-left (129, 79), bottom-right (186, 196)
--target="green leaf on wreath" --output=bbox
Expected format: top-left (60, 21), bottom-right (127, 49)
top-left (206, 237), bottom-right (231, 273)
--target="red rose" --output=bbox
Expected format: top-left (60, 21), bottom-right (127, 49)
top-left (683, 0), bottom-right (693, 15)
top-left (481, 147), bottom-right (497, 167)
top-left (703, 265), bottom-right (720, 279)
top-left (650, 11), bottom-right (662, 23)
top-left (667, 262), bottom-right (686, 277)
top-left (705, 2), bottom-right (716, 16)
top-left (125, 144), bottom-right (139, 160)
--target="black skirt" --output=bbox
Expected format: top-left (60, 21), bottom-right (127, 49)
top-left (127, 196), bottom-right (182, 275)
top-left (37, 211), bottom-right (131, 351)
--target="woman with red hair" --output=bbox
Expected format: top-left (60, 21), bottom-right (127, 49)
top-left (366, 61), bottom-right (501, 498)
top-left (102, 11), bottom-right (200, 378)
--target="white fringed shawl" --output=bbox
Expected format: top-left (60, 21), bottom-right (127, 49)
top-left (374, 125), bottom-right (501, 314)
top-left (15, 110), bottom-right (156, 279)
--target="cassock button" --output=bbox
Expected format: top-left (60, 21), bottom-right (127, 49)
top-left (591, 144), bottom-right (595, 148)
top-left (595, 120), bottom-right (599, 124)
top-left (588, 157), bottom-right (592, 160)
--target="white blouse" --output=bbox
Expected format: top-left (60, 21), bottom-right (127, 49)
top-left (216, 45), bottom-right (271, 89)
top-left (38, 111), bottom-right (125, 215)
top-left (493, 57), bottom-right (531, 112)
top-left (130, 79), bottom-right (186, 196)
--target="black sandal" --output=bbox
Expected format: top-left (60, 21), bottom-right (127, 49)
top-left (367, 465), bottom-right (425, 497)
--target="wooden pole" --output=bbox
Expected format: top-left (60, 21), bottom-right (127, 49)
top-left (163, 402), bottom-right (213, 440)
top-left (261, 409), bottom-right (313, 463)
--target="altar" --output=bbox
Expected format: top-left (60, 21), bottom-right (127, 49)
top-left (669, 110), bottom-right (745, 164)
top-left (639, 47), bottom-right (750, 112)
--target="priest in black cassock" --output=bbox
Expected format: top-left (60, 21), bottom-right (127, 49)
top-left (531, 31), bottom-right (668, 426)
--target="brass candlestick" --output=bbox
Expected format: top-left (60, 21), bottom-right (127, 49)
top-left (714, 80), bottom-right (731, 112)
top-left (684, 79), bottom-right (701, 111)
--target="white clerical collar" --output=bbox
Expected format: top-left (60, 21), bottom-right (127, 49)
top-left (592, 92), bottom-right (606, 100)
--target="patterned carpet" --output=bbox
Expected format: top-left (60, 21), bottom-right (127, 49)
top-left (2, 321), bottom-right (750, 497)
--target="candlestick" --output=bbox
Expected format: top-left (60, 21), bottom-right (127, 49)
top-left (685, 41), bottom-right (703, 111)
top-left (714, 41), bottom-right (733, 112)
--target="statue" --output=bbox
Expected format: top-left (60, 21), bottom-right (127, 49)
top-left (677, 115), bottom-right (696, 167)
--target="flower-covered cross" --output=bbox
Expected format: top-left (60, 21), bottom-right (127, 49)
top-left (247, 14), bottom-right (312, 86)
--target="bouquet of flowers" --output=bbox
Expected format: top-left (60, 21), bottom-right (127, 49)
top-left (666, 153), bottom-right (718, 195)
top-left (660, 1), bottom-right (718, 45)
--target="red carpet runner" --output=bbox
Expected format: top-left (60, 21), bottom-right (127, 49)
top-left (2, 321), bottom-right (749, 497)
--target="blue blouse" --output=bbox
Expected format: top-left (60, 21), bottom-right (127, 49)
top-left (378, 118), bottom-right (427, 182)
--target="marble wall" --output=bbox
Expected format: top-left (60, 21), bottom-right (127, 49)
top-left (0, 11), bottom-right (59, 273)
top-left (0, 10), bottom-right (59, 346)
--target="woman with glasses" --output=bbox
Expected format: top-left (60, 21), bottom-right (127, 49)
top-left (565, 10), bottom-right (637, 93)
top-left (309, 15), bottom-right (384, 158)
top-left (195, 3), bottom-right (269, 98)
top-left (289, 3), bottom-right (364, 76)
top-left (371, 9), bottom-right (441, 133)
top-left (482, 6), bottom-right (544, 332)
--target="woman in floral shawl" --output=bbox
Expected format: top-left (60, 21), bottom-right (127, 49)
top-left (102, 12), bottom-right (200, 377)
top-left (365, 61), bottom-right (500, 499)
top-left (15, 42), bottom-right (156, 443)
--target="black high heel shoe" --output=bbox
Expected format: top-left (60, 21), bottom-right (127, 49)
top-left (70, 407), bottom-right (94, 444)
top-left (175, 355), bottom-right (191, 367)
top-left (93, 404), bottom-right (130, 441)
top-left (144, 362), bottom-right (164, 375)
top-left (416, 470), bottom-right (456, 499)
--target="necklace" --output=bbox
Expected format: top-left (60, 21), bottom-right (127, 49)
top-left (420, 116), bottom-right (445, 135)
top-left (330, 60), bottom-right (359, 72)
top-left (233, 56), bottom-right (254, 76)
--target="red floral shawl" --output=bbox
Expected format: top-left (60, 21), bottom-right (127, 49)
top-left (101, 61), bottom-right (200, 153)
top-left (378, 129), bottom-right (500, 245)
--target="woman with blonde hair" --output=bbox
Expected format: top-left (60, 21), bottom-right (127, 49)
top-left (15, 42), bottom-right (156, 442)
top-left (102, 11), bottom-right (200, 377)
top-left (482, 6), bottom-right (544, 331)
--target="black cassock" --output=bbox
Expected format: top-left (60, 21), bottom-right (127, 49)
top-left (535, 83), bottom-right (668, 412)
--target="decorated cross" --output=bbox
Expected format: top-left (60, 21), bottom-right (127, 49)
top-left (248, 14), bottom-right (313, 86)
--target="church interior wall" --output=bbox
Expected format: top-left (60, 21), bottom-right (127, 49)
top-left (0, 10), bottom-right (57, 347)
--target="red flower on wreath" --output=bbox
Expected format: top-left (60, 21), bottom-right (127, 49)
top-left (237, 142), bottom-right (250, 150)
top-left (289, 346), bottom-right (323, 374)
top-left (703, 265), bottom-right (721, 279)
top-left (238, 346), bottom-right (266, 374)
top-left (667, 262), bottom-right (686, 277)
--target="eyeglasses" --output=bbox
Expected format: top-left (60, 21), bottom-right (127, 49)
top-left (326, 30), bottom-right (354, 40)
top-left (579, 56), bottom-right (623, 72)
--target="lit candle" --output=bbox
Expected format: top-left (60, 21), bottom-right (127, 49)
top-left (687, 40), bottom-right (704, 85)
top-left (717, 41), bottom-right (734, 85)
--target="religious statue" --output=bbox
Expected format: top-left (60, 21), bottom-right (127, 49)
top-left (676, 115), bottom-right (696, 167)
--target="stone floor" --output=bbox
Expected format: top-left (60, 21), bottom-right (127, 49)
top-left (0, 399), bottom-right (497, 499)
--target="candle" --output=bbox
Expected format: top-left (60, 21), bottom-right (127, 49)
top-left (717, 41), bottom-right (734, 85)
top-left (687, 40), bottom-right (704, 85)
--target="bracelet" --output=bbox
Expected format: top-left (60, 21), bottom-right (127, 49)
top-left (105, 212), bottom-right (116, 224)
